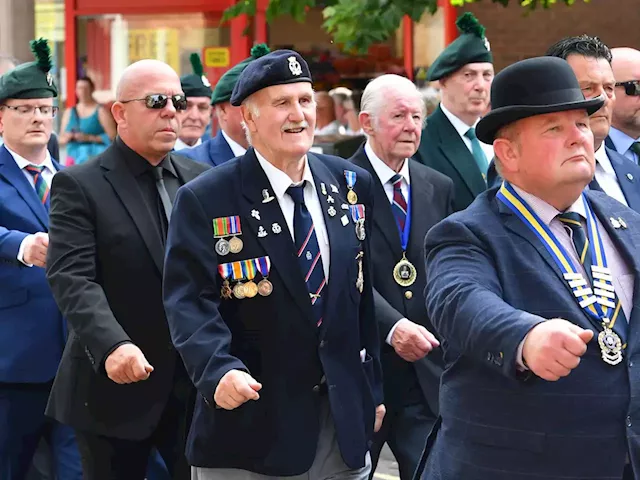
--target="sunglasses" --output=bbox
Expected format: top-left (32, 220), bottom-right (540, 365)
top-left (120, 94), bottom-right (188, 111)
top-left (615, 80), bottom-right (640, 96)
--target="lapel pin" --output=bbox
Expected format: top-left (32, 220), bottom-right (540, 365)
top-left (328, 206), bottom-right (337, 217)
top-left (618, 217), bottom-right (628, 229)
top-left (326, 195), bottom-right (335, 204)
top-left (341, 215), bottom-right (349, 227)
top-left (272, 223), bottom-right (282, 234)
top-left (610, 217), bottom-right (621, 229)
top-left (306, 251), bottom-right (313, 261)
top-left (627, 173), bottom-right (634, 181)
top-left (251, 210), bottom-right (261, 220)
top-left (321, 183), bottom-right (327, 195)
top-left (262, 189), bottom-right (275, 203)
top-left (331, 184), bottom-right (339, 193)
top-left (258, 226), bottom-right (268, 237)
top-left (341, 203), bottom-right (349, 210)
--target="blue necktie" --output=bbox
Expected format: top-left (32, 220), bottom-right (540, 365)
top-left (465, 127), bottom-right (489, 175)
top-left (287, 183), bottom-right (326, 327)
top-left (389, 173), bottom-right (407, 238)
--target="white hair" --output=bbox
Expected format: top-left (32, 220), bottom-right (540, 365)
top-left (360, 74), bottom-right (426, 129)
top-left (240, 96), bottom-right (261, 145)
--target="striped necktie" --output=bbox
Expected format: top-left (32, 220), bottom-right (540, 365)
top-left (287, 183), bottom-right (326, 328)
top-left (465, 127), bottom-right (489, 175)
top-left (389, 173), bottom-right (407, 238)
top-left (24, 165), bottom-right (50, 209)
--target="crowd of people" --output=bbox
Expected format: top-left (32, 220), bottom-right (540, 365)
top-left (2, 10), bottom-right (640, 480)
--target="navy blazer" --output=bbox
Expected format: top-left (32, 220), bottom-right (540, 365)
top-left (178, 130), bottom-right (236, 168)
top-left (163, 148), bottom-right (383, 475)
top-left (417, 187), bottom-right (640, 480)
top-left (0, 145), bottom-right (65, 383)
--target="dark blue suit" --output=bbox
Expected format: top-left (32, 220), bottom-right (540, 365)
top-left (177, 130), bottom-right (236, 168)
top-left (417, 187), bottom-right (640, 480)
top-left (163, 148), bottom-right (383, 475)
top-left (0, 145), bottom-right (81, 479)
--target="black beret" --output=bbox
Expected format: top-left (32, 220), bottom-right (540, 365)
top-left (230, 50), bottom-right (312, 106)
top-left (180, 53), bottom-right (212, 98)
top-left (0, 38), bottom-right (58, 101)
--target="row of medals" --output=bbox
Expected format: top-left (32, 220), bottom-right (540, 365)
top-left (221, 276), bottom-right (273, 300)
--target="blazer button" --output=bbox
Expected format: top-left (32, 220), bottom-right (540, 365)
top-left (319, 340), bottom-right (326, 348)
top-left (312, 385), bottom-right (321, 393)
top-left (405, 291), bottom-right (413, 300)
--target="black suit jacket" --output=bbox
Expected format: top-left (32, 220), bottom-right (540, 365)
top-left (350, 145), bottom-right (453, 415)
top-left (44, 139), bottom-right (209, 440)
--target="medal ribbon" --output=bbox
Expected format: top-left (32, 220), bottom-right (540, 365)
top-left (349, 204), bottom-right (365, 222)
top-left (230, 261), bottom-right (245, 281)
top-left (496, 182), bottom-right (619, 326)
top-left (229, 216), bottom-right (242, 235)
top-left (241, 259), bottom-right (257, 281)
top-left (256, 256), bottom-right (271, 278)
top-left (213, 217), bottom-right (229, 238)
top-left (399, 186), bottom-right (412, 252)
top-left (344, 170), bottom-right (356, 189)
top-left (218, 262), bottom-right (232, 280)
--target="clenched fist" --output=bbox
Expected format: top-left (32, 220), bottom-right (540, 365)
top-left (391, 319), bottom-right (440, 362)
top-left (214, 370), bottom-right (262, 410)
top-left (22, 232), bottom-right (49, 267)
top-left (105, 343), bottom-right (154, 384)
top-left (522, 319), bottom-right (593, 381)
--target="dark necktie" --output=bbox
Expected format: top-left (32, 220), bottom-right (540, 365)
top-left (25, 165), bottom-right (50, 210)
top-left (629, 142), bottom-right (640, 163)
top-left (152, 166), bottom-right (173, 222)
top-left (389, 173), bottom-right (407, 238)
top-left (287, 183), bottom-right (326, 327)
top-left (465, 127), bottom-right (489, 175)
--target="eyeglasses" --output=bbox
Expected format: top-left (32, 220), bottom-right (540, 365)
top-left (120, 94), bottom-right (188, 111)
top-left (615, 80), bottom-right (640, 96)
top-left (0, 105), bottom-right (58, 117)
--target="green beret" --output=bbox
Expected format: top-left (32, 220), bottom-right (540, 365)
top-left (180, 53), bottom-right (213, 98)
top-left (0, 38), bottom-right (58, 101)
top-left (210, 44), bottom-right (270, 106)
top-left (427, 13), bottom-right (493, 82)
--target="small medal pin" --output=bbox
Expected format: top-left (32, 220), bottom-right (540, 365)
top-left (272, 223), bottom-right (282, 234)
top-left (618, 217), bottom-right (627, 229)
top-left (326, 195), bottom-right (335, 204)
top-left (341, 215), bottom-right (349, 227)
top-left (331, 184), bottom-right (339, 193)
top-left (251, 210), bottom-right (261, 220)
top-left (610, 217), bottom-right (621, 229)
top-left (341, 204), bottom-right (349, 210)
top-left (328, 206), bottom-right (337, 217)
top-left (258, 226), bottom-right (268, 238)
top-left (321, 183), bottom-right (327, 195)
top-left (344, 170), bottom-right (358, 204)
top-left (262, 189), bottom-right (275, 203)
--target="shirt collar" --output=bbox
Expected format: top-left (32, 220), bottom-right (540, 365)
top-left (158, 155), bottom-right (178, 178)
top-left (221, 130), bottom-right (247, 157)
top-left (254, 149), bottom-right (315, 200)
top-left (174, 137), bottom-right (202, 151)
top-left (594, 142), bottom-right (615, 174)
top-left (364, 140), bottom-right (410, 186)
top-left (440, 102), bottom-right (479, 138)
top-left (5, 144), bottom-right (55, 174)
top-left (608, 127), bottom-right (638, 154)
top-left (511, 184), bottom-right (586, 226)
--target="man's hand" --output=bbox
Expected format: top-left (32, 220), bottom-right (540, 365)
top-left (374, 404), bottom-right (386, 433)
top-left (214, 370), bottom-right (262, 410)
top-left (105, 343), bottom-right (154, 384)
top-left (22, 232), bottom-right (49, 267)
top-left (391, 319), bottom-right (440, 362)
top-left (522, 319), bottom-right (593, 381)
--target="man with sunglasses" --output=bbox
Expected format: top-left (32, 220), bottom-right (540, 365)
top-left (44, 59), bottom-right (209, 480)
top-left (0, 39), bottom-right (83, 480)
top-left (175, 54), bottom-right (212, 151)
top-left (608, 48), bottom-right (640, 164)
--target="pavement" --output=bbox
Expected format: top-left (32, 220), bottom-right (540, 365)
top-left (372, 445), bottom-right (400, 480)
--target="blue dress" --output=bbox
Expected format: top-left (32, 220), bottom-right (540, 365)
top-left (64, 106), bottom-right (111, 166)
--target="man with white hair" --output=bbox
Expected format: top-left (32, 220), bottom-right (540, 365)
top-left (349, 74), bottom-right (453, 480)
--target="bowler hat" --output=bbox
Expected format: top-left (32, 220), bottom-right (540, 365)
top-left (476, 56), bottom-right (604, 144)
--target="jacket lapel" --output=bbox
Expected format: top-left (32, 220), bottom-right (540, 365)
top-left (170, 151), bottom-right (204, 184)
top-left (606, 146), bottom-right (640, 212)
top-left (0, 146), bottom-right (48, 229)
top-left (210, 130), bottom-right (236, 166)
top-left (408, 162), bottom-right (435, 254)
top-left (101, 146), bottom-right (165, 274)
top-left (239, 149), bottom-right (315, 320)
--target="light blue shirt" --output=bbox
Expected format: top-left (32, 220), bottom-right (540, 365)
top-left (608, 127), bottom-right (640, 164)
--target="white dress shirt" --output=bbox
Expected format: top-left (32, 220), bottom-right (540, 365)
top-left (174, 137), bottom-right (202, 151)
top-left (221, 130), bottom-right (247, 157)
top-left (513, 184), bottom-right (634, 368)
top-left (5, 145), bottom-right (56, 266)
top-left (364, 141), bottom-right (413, 345)
top-left (440, 102), bottom-right (494, 162)
top-left (254, 149), bottom-right (330, 280)
top-left (594, 143), bottom-right (628, 206)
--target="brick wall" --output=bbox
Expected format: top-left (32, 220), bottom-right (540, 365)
top-left (459, 0), bottom-right (640, 73)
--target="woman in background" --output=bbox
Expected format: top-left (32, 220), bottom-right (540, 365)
top-left (59, 76), bottom-right (116, 166)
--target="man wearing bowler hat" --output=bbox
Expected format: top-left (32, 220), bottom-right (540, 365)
top-left (416, 56), bottom-right (640, 480)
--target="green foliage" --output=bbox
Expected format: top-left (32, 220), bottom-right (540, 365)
top-left (30, 38), bottom-right (52, 72)
top-left (222, 0), bottom-right (590, 54)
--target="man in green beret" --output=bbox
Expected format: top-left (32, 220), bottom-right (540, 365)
top-left (0, 38), bottom-right (82, 479)
top-left (175, 53), bottom-right (213, 151)
top-left (180, 44), bottom-right (270, 167)
top-left (414, 12), bottom-right (494, 212)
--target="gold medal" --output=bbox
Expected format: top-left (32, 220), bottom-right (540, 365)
top-left (233, 282), bottom-right (246, 299)
top-left (393, 253), bottom-right (417, 287)
top-left (229, 236), bottom-right (244, 254)
top-left (598, 325), bottom-right (623, 365)
top-left (258, 278), bottom-right (273, 296)
top-left (347, 189), bottom-right (358, 205)
top-left (244, 280), bottom-right (258, 298)
top-left (220, 279), bottom-right (233, 300)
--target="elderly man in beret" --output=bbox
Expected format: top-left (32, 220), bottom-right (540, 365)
top-left (414, 12), bottom-right (494, 212)
top-left (0, 38), bottom-right (82, 480)
top-left (163, 49), bottom-right (384, 480)
top-left (180, 44), bottom-right (270, 167)
top-left (415, 56), bottom-right (640, 480)
top-left (174, 53), bottom-right (213, 152)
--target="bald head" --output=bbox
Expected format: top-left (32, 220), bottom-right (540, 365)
top-left (116, 59), bottom-right (180, 101)
top-left (611, 48), bottom-right (640, 138)
top-left (611, 47), bottom-right (640, 80)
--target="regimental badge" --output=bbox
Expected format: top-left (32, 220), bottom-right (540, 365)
top-left (46, 72), bottom-right (53, 86)
top-left (288, 56), bottom-right (302, 76)
top-left (483, 37), bottom-right (491, 52)
top-left (328, 206), bottom-right (336, 217)
top-left (258, 226), bottom-right (268, 238)
top-left (201, 75), bottom-right (211, 88)
top-left (610, 217), bottom-right (621, 229)
top-left (262, 189), bottom-right (275, 203)
top-left (618, 217), bottom-right (627, 229)
top-left (251, 210), bottom-right (261, 220)
top-left (272, 223), bottom-right (282, 234)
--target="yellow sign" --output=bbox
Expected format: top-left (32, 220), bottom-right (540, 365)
top-left (204, 48), bottom-right (230, 68)
top-left (128, 29), bottom-right (179, 73)
top-left (35, 3), bottom-right (64, 42)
